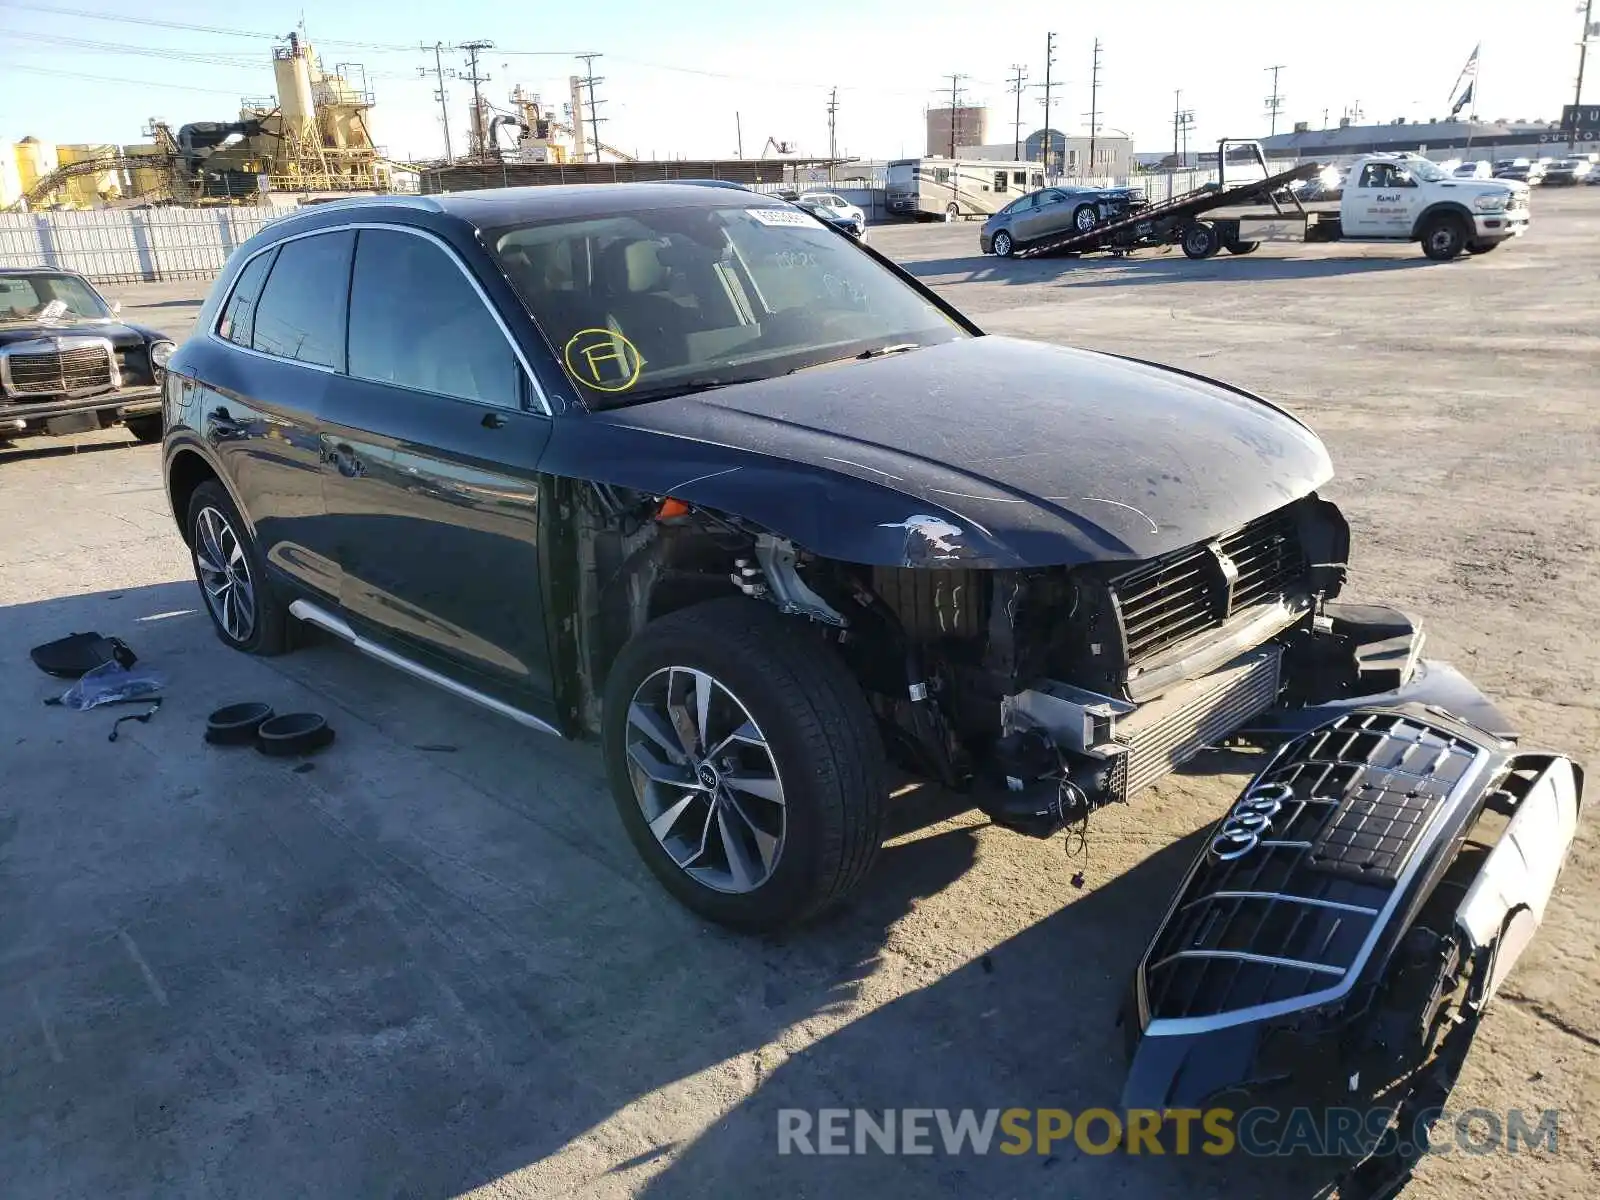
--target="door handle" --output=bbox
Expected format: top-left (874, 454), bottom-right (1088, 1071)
top-left (481, 410), bottom-right (507, 429)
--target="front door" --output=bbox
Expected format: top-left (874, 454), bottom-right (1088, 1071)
top-left (318, 226), bottom-right (557, 710)
top-left (197, 230), bottom-right (354, 599)
top-left (1344, 162), bottom-right (1422, 238)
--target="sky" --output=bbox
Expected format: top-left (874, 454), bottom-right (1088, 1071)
top-left (0, 0), bottom-right (1592, 164)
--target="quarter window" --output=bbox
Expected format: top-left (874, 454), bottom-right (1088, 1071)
top-left (217, 247), bottom-right (276, 347)
top-left (347, 228), bottom-right (522, 408)
top-left (250, 231), bottom-right (354, 368)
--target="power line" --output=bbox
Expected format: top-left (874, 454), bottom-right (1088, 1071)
top-left (1172, 89), bottom-right (1196, 163)
top-left (0, 1), bottom-right (416, 51)
top-left (1007, 64), bottom-right (1029, 160)
top-left (1574, 0), bottom-right (1594, 151)
top-left (459, 40), bottom-right (494, 159)
top-left (1086, 39), bottom-right (1103, 176)
top-left (418, 42), bottom-right (456, 163)
top-left (939, 73), bottom-right (969, 158)
top-left (0, 62), bottom-right (251, 94)
top-left (576, 52), bottom-right (606, 163)
top-left (1038, 31), bottom-right (1058, 176)
top-left (826, 86), bottom-right (839, 179)
top-left (1265, 64), bottom-right (1287, 137)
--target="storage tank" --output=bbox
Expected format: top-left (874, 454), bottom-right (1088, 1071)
top-left (272, 34), bottom-right (317, 130)
top-left (925, 106), bottom-right (989, 157)
top-left (13, 136), bottom-right (59, 198)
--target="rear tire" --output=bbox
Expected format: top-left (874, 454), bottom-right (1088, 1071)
top-left (1225, 240), bottom-right (1260, 255)
top-left (1071, 204), bottom-right (1098, 233)
top-left (1182, 221), bottom-right (1221, 259)
top-left (186, 480), bottom-right (288, 655)
top-left (125, 414), bottom-right (163, 444)
top-left (991, 230), bottom-right (1015, 258)
top-left (1465, 241), bottom-right (1500, 255)
top-left (1420, 213), bottom-right (1469, 261)
top-left (602, 597), bottom-right (887, 932)
top-left (945, 202), bottom-right (960, 221)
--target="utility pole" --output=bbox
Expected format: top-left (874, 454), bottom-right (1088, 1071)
top-left (576, 52), bottom-right (606, 162)
top-left (736, 111), bottom-right (743, 158)
top-left (1040, 31), bottom-right (1057, 176)
top-left (1087, 38), bottom-right (1102, 176)
top-left (459, 40), bottom-right (494, 158)
top-left (1171, 90), bottom-right (1194, 164)
top-left (826, 86), bottom-right (839, 180)
top-left (418, 42), bottom-right (456, 162)
top-left (1008, 64), bottom-right (1029, 159)
top-left (1264, 64), bottom-right (1286, 137)
top-left (1574, 0), bottom-right (1595, 151)
top-left (942, 73), bottom-right (969, 158)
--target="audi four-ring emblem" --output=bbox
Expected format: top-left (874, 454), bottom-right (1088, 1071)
top-left (1210, 781), bottom-right (1296, 860)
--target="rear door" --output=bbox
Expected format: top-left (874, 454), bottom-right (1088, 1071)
top-left (199, 230), bottom-right (353, 598)
top-left (318, 225), bottom-right (558, 710)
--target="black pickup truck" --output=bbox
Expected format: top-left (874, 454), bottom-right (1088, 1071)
top-left (0, 266), bottom-right (174, 446)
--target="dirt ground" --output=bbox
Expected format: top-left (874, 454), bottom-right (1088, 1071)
top-left (2, 188), bottom-right (1596, 1199)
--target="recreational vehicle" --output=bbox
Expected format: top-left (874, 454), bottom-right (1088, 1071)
top-left (886, 157), bottom-right (1046, 220)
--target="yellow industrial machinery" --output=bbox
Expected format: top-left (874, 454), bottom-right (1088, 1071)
top-left (7, 34), bottom-right (392, 210)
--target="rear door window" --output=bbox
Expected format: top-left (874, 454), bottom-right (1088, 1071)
top-left (347, 228), bottom-right (523, 408)
top-left (217, 248), bottom-right (277, 347)
top-left (250, 230), bottom-right (354, 369)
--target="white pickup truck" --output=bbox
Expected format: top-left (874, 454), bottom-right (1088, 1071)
top-left (1192, 151), bottom-right (1531, 261)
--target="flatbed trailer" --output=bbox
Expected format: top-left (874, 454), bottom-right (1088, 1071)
top-left (1016, 142), bottom-right (1320, 259)
top-left (1013, 138), bottom-right (1530, 262)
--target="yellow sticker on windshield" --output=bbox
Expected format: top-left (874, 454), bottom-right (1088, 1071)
top-left (563, 327), bottom-right (645, 392)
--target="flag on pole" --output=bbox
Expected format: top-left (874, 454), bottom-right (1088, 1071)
top-left (1449, 44), bottom-right (1480, 118)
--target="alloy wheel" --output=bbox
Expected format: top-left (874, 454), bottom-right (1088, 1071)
top-left (194, 505), bottom-right (256, 642)
top-left (624, 665), bottom-right (786, 894)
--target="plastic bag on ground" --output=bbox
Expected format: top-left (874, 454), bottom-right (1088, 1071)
top-left (53, 661), bottom-right (166, 711)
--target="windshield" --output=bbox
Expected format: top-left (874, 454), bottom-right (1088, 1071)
top-left (0, 272), bottom-right (112, 324)
top-left (1406, 160), bottom-right (1447, 183)
top-left (492, 203), bottom-right (966, 409)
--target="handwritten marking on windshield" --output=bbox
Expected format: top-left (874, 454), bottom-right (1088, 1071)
top-left (823, 457), bottom-right (904, 481)
top-left (1062, 495), bottom-right (1160, 534)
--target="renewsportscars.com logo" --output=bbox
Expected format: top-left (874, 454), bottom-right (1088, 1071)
top-left (776, 1107), bottom-right (1561, 1159)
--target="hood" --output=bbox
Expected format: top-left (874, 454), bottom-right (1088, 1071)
top-left (555, 337), bottom-right (1333, 569)
top-left (1441, 177), bottom-right (1527, 198)
top-left (0, 320), bottom-right (162, 350)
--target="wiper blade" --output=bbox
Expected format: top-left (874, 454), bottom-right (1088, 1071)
top-left (855, 342), bottom-right (923, 360)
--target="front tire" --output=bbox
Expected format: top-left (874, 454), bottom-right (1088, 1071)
top-left (991, 229), bottom-right (1015, 257)
top-left (1071, 204), bottom-right (1098, 233)
top-left (1420, 213), bottom-right (1469, 261)
top-left (187, 480), bottom-right (288, 655)
top-left (602, 597), bottom-right (887, 932)
top-left (945, 201), bottom-right (960, 221)
top-left (125, 414), bottom-right (163, 444)
top-left (1225, 240), bottom-right (1260, 255)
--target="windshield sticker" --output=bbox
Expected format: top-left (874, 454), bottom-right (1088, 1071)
top-left (747, 208), bottom-right (816, 227)
top-left (564, 327), bottom-right (644, 392)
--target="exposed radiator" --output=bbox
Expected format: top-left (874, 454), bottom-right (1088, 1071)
top-left (1115, 645), bottom-right (1282, 799)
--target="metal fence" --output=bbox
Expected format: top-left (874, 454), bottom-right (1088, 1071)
top-left (0, 206), bottom-right (290, 284)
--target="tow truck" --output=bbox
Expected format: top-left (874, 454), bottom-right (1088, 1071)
top-left (1008, 139), bottom-right (1530, 262)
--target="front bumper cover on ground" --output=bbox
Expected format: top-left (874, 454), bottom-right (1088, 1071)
top-left (1119, 661), bottom-right (1583, 1111)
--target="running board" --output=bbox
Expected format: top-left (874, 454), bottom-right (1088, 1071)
top-left (287, 599), bottom-right (563, 738)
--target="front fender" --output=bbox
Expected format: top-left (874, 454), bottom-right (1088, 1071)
top-left (541, 420), bottom-right (1022, 567)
